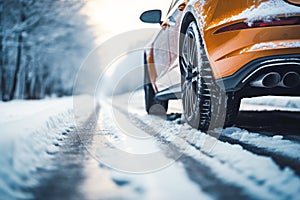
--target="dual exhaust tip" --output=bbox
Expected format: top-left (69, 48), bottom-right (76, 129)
top-left (251, 71), bottom-right (300, 88)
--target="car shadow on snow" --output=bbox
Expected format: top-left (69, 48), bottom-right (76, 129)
top-left (235, 111), bottom-right (300, 138)
top-left (166, 111), bottom-right (300, 139)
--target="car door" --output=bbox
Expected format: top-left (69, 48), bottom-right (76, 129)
top-left (152, 24), bottom-right (171, 82)
top-left (167, 0), bottom-right (186, 69)
top-left (153, 0), bottom-right (184, 91)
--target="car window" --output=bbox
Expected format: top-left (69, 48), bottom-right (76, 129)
top-left (172, 0), bottom-right (180, 8)
top-left (167, 0), bottom-right (180, 15)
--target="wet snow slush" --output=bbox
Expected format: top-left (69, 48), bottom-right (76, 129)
top-left (1, 93), bottom-right (300, 199)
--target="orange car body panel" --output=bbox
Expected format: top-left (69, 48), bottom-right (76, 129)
top-left (205, 21), bottom-right (300, 79)
top-left (199, 0), bottom-right (300, 79)
top-left (147, 0), bottom-right (300, 91)
top-left (285, 0), bottom-right (300, 5)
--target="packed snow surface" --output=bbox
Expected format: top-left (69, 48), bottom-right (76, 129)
top-left (116, 91), bottom-right (300, 199)
top-left (0, 97), bottom-right (75, 199)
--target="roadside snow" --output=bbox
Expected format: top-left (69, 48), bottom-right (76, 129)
top-left (0, 97), bottom-right (75, 199)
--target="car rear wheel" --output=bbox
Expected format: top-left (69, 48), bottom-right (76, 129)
top-left (180, 21), bottom-right (240, 130)
top-left (144, 53), bottom-right (168, 115)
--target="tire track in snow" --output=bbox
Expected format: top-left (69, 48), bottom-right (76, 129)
top-left (95, 104), bottom-right (213, 200)
top-left (103, 102), bottom-right (251, 199)
top-left (112, 101), bottom-right (300, 200)
top-left (32, 105), bottom-right (100, 200)
top-left (213, 131), bottom-right (300, 177)
top-left (209, 110), bottom-right (300, 176)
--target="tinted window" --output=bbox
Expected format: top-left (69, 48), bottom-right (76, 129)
top-left (171, 0), bottom-right (180, 8)
top-left (167, 0), bottom-right (180, 14)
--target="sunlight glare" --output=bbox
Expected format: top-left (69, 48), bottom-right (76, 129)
top-left (81, 0), bottom-right (172, 44)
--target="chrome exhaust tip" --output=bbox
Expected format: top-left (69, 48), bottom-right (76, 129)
top-left (281, 72), bottom-right (300, 88)
top-left (250, 72), bottom-right (281, 88)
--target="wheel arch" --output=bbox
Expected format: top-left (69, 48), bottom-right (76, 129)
top-left (180, 12), bottom-right (197, 35)
top-left (179, 12), bottom-right (204, 75)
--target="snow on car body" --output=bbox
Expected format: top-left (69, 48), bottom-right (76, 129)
top-left (140, 0), bottom-right (300, 130)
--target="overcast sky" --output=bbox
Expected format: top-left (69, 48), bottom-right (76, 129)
top-left (81, 0), bottom-right (171, 44)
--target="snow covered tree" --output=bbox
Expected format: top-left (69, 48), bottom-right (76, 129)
top-left (0, 0), bottom-right (95, 101)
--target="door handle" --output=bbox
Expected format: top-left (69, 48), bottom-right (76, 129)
top-left (161, 16), bottom-right (176, 30)
top-left (168, 16), bottom-right (176, 26)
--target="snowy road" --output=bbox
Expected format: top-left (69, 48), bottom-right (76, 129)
top-left (1, 94), bottom-right (300, 199)
top-left (22, 92), bottom-right (300, 200)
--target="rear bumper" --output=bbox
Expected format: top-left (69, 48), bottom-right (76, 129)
top-left (216, 54), bottom-right (300, 96)
top-left (204, 20), bottom-right (300, 79)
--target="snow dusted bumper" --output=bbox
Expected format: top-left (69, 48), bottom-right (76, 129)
top-left (216, 54), bottom-right (300, 97)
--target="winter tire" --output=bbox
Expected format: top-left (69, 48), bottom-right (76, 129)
top-left (180, 20), bottom-right (240, 130)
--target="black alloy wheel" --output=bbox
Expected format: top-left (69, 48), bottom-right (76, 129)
top-left (180, 20), bottom-right (240, 130)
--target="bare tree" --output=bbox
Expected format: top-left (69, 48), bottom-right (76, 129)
top-left (0, 0), bottom-right (3, 99)
top-left (1, 0), bottom-right (95, 101)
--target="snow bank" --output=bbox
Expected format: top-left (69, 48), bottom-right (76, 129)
top-left (0, 97), bottom-right (75, 199)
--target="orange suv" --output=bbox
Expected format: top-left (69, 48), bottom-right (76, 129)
top-left (140, 0), bottom-right (300, 130)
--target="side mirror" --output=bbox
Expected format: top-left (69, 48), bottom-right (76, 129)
top-left (140, 9), bottom-right (162, 24)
